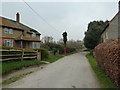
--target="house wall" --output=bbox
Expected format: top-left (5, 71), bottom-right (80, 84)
top-left (0, 38), bottom-right (2, 46)
top-left (25, 32), bottom-right (40, 40)
top-left (101, 13), bottom-right (119, 42)
top-left (26, 33), bottom-right (31, 38)
top-left (1, 26), bottom-right (40, 48)
top-left (0, 27), bottom-right (2, 37)
top-left (2, 27), bottom-right (23, 38)
top-left (36, 35), bottom-right (40, 40)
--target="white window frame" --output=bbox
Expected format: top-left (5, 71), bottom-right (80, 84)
top-left (4, 40), bottom-right (13, 47)
top-left (30, 42), bottom-right (40, 48)
top-left (32, 32), bottom-right (36, 37)
top-left (4, 28), bottom-right (13, 34)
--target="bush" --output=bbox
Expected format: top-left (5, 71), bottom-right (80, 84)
top-left (89, 49), bottom-right (94, 55)
top-left (1, 46), bottom-right (34, 51)
top-left (58, 46), bottom-right (76, 54)
top-left (1, 47), bottom-right (23, 50)
top-left (34, 48), bottom-right (49, 60)
top-left (95, 38), bottom-right (120, 87)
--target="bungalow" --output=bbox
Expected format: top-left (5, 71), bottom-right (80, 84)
top-left (101, 2), bottom-right (120, 42)
top-left (0, 13), bottom-right (41, 48)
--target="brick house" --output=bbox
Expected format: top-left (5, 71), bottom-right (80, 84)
top-left (0, 13), bottom-right (41, 48)
top-left (101, 2), bottom-right (120, 42)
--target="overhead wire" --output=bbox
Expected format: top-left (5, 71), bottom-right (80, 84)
top-left (22, 0), bottom-right (61, 33)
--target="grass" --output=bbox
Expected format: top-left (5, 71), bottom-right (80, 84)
top-left (1, 71), bottom-right (33, 86)
top-left (43, 51), bottom-right (77, 63)
top-left (2, 60), bottom-right (46, 75)
top-left (43, 54), bottom-right (64, 63)
top-left (2, 53), bottom-right (73, 75)
top-left (86, 54), bottom-right (117, 88)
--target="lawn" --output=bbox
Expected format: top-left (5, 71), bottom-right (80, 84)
top-left (2, 60), bottom-right (46, 75)
top-left (86, 54), bottom-right (117, 88)
top-left (2, 54), bottom-right (64, 75)
top-left (43, 54), bottom-right (64, 63)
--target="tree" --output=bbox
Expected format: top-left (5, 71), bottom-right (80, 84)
top-left (41, 36), bottom-right (53, 43)
top-left (62, 32), bottom-right (67, 47)
top-left (83, 20), bottom-right (109, 49)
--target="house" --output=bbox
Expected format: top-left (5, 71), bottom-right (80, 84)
top-left (101, 2), bottom-right (120, 42)
top-left (0, 13), bottom-right (41, 48)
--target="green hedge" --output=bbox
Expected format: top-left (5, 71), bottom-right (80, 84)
top-left (1, 46), bottom-right (34, 51)
top-left (34, 48), bottom-right (49, 60)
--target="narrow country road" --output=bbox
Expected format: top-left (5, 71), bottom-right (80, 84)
top-left (4, 52), bottom-right (101, 88)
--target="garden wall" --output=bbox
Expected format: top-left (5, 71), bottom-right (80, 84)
top-left (95, 38), bottom-right (120, 87)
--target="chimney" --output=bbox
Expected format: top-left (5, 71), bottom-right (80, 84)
top-left (16, 12), bottom-right (20, 23)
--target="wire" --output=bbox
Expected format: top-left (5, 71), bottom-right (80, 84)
top-left (22, 0), bottom-right (61, 33)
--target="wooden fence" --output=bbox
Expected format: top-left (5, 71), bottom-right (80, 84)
top-left (0, 49), bottom-right (41, 62)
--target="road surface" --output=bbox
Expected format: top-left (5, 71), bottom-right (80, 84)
top-left (4, 52), bottom-right (101, 88)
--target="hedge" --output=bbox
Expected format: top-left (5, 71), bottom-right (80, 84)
top-left (34, 48), bottom-right (49, 60)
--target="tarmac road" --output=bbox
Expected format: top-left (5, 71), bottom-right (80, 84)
top-left (4, 52), bottom-right (101, 88)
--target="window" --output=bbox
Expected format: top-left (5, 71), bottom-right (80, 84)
top-left (4, 28), bottom-right (13, 34)
top-left (4, 40), bottom-right (13, 47)
top-left (30, 42), bottom-right (40, 48)
top-left (32, 32), bottom-right (36, 37)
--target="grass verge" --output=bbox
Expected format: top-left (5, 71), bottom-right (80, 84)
top-left (43, 51), bottom-right (77, 63)
top-left (43, 54), bottom-right (64, 63)
top-left (2, 60), bottom-right (46, 75)
top-left (86, 54), bottom-right (117, 88)
top-left (1, 71), bottom-right (33, 86)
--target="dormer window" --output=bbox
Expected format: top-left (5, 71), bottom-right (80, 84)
top-left (4, 28), bottom-right (13, 34)
top-left (32, 32), bottom-right (36, 37)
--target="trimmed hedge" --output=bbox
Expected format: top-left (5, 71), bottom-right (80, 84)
top-left (1, 46), bottom-right (34, 51)
top-left (58, 47), bottom-right (76, 54)
top-left (34, 48), bottom-right (49, 60)
top-left (95, 38), bottom-right (120, 87)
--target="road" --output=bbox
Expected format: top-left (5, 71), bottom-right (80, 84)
top-left (4, 52), bottom-right (101, 88)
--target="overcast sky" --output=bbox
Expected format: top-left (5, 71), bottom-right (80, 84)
top-left (1, 0), bottom-right (119, 41)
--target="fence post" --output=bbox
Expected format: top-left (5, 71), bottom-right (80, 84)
top-left (37, 51), bottom-right (41, 61)
top-left (21, 50), bottom-right (24, 61)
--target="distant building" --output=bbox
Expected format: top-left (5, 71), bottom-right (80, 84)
top-left (101, 2), bottom-right (120, 43)
top-left (0, 13), bottom-right (41, 48)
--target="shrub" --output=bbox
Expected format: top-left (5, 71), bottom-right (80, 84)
top-left (1, 47), bottom-right (23, 50)
top-left (1, 46), bottom-right (34, 51)
top-left (89, 49), bottom-right (94, 55)
top-left (58, 46), bottom-right (76, 54)
top-left (34, 48), bottom-right (49, 60)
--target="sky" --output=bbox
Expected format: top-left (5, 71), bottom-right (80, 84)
top-left (0, 0), bottom-right (119, 41)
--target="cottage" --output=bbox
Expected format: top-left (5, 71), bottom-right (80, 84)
top-left (0, 13), bottom-right (41, 48)
top-left (101, 2), bottom-right (120, 42)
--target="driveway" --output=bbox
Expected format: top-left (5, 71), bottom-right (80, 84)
top-left (4, 52), bottom-right (101, 88)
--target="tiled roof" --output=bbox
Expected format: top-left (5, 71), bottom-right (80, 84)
top-left (0, 16), bottom-right (41, 35)
top-left (101, 11), bottom-right (120, 35)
